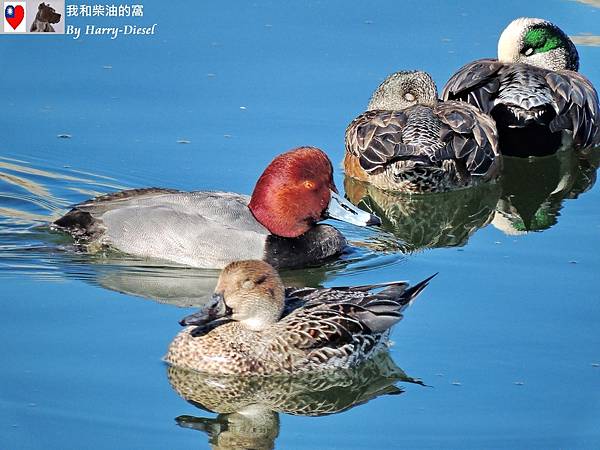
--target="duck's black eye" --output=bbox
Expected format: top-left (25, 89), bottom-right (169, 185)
top-left (224, 303), bottom-right (233, 316)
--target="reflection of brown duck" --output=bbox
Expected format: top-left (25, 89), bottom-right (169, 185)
top-left (176, 407), bottom-right (279, 450)
top-left (492, 149), bottom-right (600, 234)
top-left (167, 352), bottom-right (422, 449)
top-left (344, 176), bottom-right (500, 252)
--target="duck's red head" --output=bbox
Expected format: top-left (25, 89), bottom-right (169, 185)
top-left (249, 147), bottom-right (381, 238)
top-left (249, 147), bottom-right (335, 238)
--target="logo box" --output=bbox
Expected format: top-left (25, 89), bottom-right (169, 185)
top-left (2, 0), bottom-right (64, 34)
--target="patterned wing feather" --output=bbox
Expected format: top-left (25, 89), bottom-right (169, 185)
top-left (442, 59), bottom-right (504, 113)
top-left (435, 101), bottom-right (501, 179)
top-left (546, 71), bottom-right (600, 148)
top-left (345, 110), bottom-right (420, 173)
top-left (281, 274), bottom-right (435, 349)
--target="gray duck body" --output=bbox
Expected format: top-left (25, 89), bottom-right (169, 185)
top-left (52, 188), bottom-right (345, 269)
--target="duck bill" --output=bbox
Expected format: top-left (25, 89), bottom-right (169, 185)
top-left (325, 190), bottom-right (381, 227)
top-left (179, 293), bottom-right (228, 327)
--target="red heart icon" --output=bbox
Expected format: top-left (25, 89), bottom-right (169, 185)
top-left (6, 5), bottom-right (25, 30)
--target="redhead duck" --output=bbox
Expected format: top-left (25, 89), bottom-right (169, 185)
top-left (443, 18), bottom-right (600, 156)
top-left (345, 70), bottom-right (500, 193)
top-left (165, 260), bottom-right (434, 375)
top-left (52, 147), bottom-right (379, 269)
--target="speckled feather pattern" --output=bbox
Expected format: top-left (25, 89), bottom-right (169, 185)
top-left (166, 351), bottom-right (417, 416)
top-left (165, 279), bottom-right (430, 375)
top-left (345, 102), bottom-right (500, 193)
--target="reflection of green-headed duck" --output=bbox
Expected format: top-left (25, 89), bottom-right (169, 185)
top-left (443, 18), bottom-right (600, 156)
top-left (493, 150), bottom-right (599, 234)
top-left (345, 71), bottom-right (500, 193)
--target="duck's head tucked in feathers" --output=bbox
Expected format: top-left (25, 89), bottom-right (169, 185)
top-left (367, 70), bottom-right (438, 111)
top-left (249, 147), bottom-right (379, 238)
top-left (498, 17), bottom-right (579, 71)
top-left (180, 260), bottom-right (285, 332)
top-left (169, 259), bottom-right (435, 375)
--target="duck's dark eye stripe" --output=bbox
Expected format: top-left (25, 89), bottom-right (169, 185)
top-left (256, 274), bottom-right (268, 284)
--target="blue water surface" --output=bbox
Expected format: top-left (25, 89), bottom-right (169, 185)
top-left (1, 0), bottom-right (600, 449)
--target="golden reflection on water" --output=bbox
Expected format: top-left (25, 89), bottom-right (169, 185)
top-left (0, 157), bottom-right (126, 222)
top-left (571, 0), bottom-right (600, 8)
top-left (0, 169), bottom-right (53, 200)
top-left (0, 207), bottom-right (52, 224)
top-left (571, 34), bottom-right (600, 47)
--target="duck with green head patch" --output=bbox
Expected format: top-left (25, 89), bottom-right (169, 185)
top-left (443, 17), bottom-right (600, 156)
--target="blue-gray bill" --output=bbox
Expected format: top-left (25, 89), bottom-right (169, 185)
top-left (327, 190), bottom-right (381, 226)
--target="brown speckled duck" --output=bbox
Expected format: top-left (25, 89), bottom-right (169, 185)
top-left (165, 260), bottom-right (433, 375)
top-left (344, 70), bottom-right (501, 193)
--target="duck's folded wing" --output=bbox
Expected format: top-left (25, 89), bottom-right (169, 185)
top-left (441, 58), bottom-right (504, 112)
top-left (345, 109), bottom-right (423, 173)
top-left (435, 101), bottom-right (501, 179)
top-left (72, 188), bottom-right (181, 212)
top-left (54, 188), bottom-right (180, 237)
top-left (283, 280), bottom-right (411, 316)
top-left (57, 191), bottom-right (269, 268)
top-left (545, 71), bottom-right (600, 148)
top-left (282, 275), bottom-right (435, 346)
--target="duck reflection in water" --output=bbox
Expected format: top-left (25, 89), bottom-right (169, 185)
top-left (344, 176), bottom-right (501, 253)
top-left (167, 352), bottom-right (423, 450)
top-left (344, 147), bottom-right (599, 247)
top-left (492, 148), bottom-right (600, 234)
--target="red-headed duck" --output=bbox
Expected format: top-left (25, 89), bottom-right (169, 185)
top-left (53, 147), bottom-right (380, 268)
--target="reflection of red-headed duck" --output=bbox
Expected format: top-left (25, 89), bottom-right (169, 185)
top-left (53, 147), bottom-right (380, 269)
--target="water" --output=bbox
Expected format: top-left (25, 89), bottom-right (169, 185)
top-left (2, 0), bottom-right (600, 448)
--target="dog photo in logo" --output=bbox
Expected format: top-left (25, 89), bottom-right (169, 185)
top-left (4, 2), bottom-right (27, 32)
top-left (29, 1), bottom-right (61, 32)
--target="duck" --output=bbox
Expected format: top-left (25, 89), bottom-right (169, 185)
top-left (52, 147), bottom-right (380, 269)
top-left (344, 70), bottom-right (500, 193)
top-left (165, 259), bottom-right (434, 375)
top-left (442, 17), bottom-right (600, 157)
